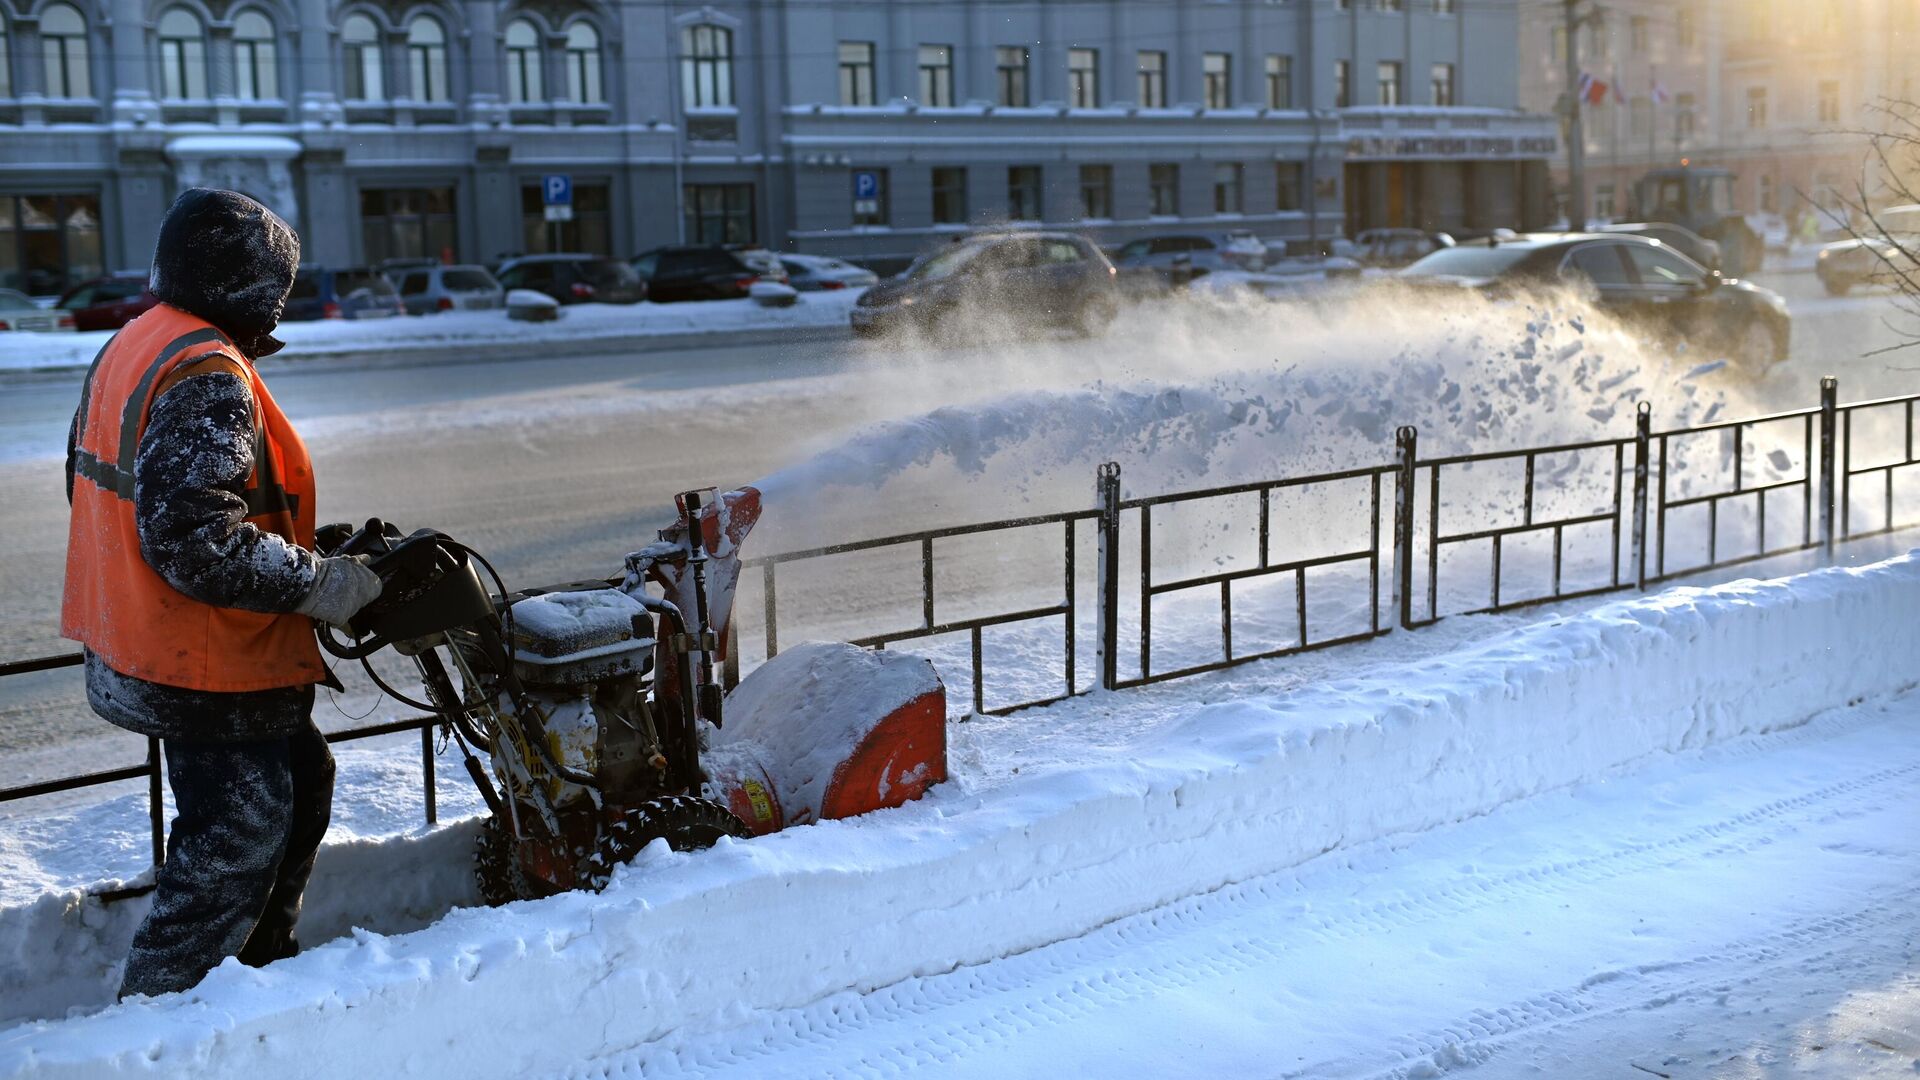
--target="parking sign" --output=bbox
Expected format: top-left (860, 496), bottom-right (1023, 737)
top-left (853, 171), bottom-right (881, 200)
top-left (542, 174), bottom-right (572, 206)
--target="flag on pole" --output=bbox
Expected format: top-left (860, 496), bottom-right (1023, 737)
top-left (1578, 72), bottom-right (1611, 106)
top-left (1651, 81), bottom-right (1671, 106)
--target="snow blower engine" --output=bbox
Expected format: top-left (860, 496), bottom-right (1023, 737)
top-left (315, 487), bottom-right (947, 904)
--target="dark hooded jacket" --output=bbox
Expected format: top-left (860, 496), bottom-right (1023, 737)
top-left (69, 189), bottom-right (325, 742)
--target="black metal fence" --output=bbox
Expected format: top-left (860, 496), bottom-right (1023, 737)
top-left (6, 375), bottom-right (1919, 898)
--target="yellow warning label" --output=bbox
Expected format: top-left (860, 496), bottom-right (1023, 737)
top-left (744, 778), bottom-right (774, 823)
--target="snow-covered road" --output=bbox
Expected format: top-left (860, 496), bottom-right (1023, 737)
top-left (581, 688), bottom-right (1919, 1080)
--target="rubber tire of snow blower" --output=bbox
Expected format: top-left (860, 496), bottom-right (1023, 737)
top-left (475, 813), bottom-right (555, 907)
top-left (583, 795), bottom-right (751, 892)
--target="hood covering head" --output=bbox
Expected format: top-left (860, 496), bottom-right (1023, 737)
top-left (148, 188), bottom-right (300, 357)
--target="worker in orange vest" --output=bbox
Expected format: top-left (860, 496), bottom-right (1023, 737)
top-left (63, 189), bottom-right (382, 999)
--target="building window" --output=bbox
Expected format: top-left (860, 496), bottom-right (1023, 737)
top-left (838, 41), bottom-right (875, 106)
top-left (1078, 164), bottom-right (1112, 219)
top-left (1594, 184), bottom-right (1615, 220)
top-left (361, 187), bottom-right (458, 264)
top-left (523, 181), bottom-right (612, 252)
top-left (1818, 79), bottom-right (1840, 124)
top-left (565, 23), bottom-right (602, 104)
top-left (1374, 0), bottom-right (1403, 10)
top-left (682, 183), bottom-right (753, 244)
top-left (1758, 174), bottom-right (1776, 213)
top-left (504, 19), bottom-right (542, 104)
top-left (852, 168), bottom-right (888, 226)
top-left (1747, 85), bottom-right (1767, 129)
top-left (1149, 163), bottom-right (1179, 215)
top-left (0, 16), bottom-right (9, 97)
top-left (1430, 62), bottom-right (1453, 106)
top-left (1630, 96), bottom-right (1651, 137)
top-left (0, 193), bottom-right (103, 295)
top-left (1551, 26), bottom-right (1566, 63)
top-left (158, 9), bottom-right (206, 100)
top-left (1069, 48), bottom-right (1098, 108)
top-left (1677, 9), bottom-right (1695, 48)
top-left (1137, 51), bottom-right (1166, 108)
top-left (1630, 15), bottom-right (1648, 51)
top-left (1746, 4), bottom-right (1770, 41)
top-left (1007, 165), bottom-right (1041, 220)
top-left (1334, 59), bottom-right (1350, 109)
top-left (1265, 55), bottom-right (1291, 109)
top-left (1376, 61), bottom-right (1401, 106)
top-left (681, 24), bottom-right (733, 108)
top-left (1676, 92), bottom-right (1695, 142)
top-left (918, 45), bottom-right (953, 106)
top-left (1203, 52), bottom-right (1230, 109)
top-left (931, 166), bottom-right (966, 224)
top-left (1434, 0), bottom-right (1454, 13)
top-left (1212, 163), bottom-right (1243, 214)
top-left (232, 11), bottom-right (278, 100)
top-left (342, 13), bottom-right (383, 101)
top-left (406, 16), bottom-right (448, 103)
top-left (996, 45), bottom-right (1029, 107)
top-left (1275, 162), bottom-right (1303, 211)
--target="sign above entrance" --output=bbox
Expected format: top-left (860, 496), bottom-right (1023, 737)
top-left (1344, 135), bottom-right (1558, 161)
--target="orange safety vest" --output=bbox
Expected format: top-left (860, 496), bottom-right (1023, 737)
top-left (62, 304), bottom-right (325, 693)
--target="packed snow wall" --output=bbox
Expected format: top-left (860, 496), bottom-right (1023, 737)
top-left (4, 549), bottom-right (1918, 1078)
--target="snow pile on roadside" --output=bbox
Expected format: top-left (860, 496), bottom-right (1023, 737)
top-left (5, 549), bottom-right (1918, 1079)
top-left (0, 290), bottom-right (864, 372)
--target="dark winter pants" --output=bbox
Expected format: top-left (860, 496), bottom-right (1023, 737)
top-left (119, 719), bottom-right (335, 1000)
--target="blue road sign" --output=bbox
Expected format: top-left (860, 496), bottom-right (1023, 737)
top-left (542, 174), bottom-right (573, 206)
top-left (853, 171), bottom-right (881, 200)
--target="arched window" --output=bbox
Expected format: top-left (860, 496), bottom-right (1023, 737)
top-left (680, 24), bottom-right (731, 108)
top-left (233, 11), bottom-right (277, 100)
top-left (41, 3), bottom-right (90, 98)
top-left (0, 15), bottom-right (12, 98)
top-left (157, 9), bottom-right (206, 100)
top-left (564, 22), bottom-right (600, 104)
top-left (504, 18), bottom-right (540, 103)
top-left (406, 15), bottom-right (447, 102)
top-left (341, 13), bottom-right (382, 100)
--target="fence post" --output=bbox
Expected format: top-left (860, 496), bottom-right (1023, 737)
top-left (1096, 461), bottom-right (1121, 691)
top-left (146, 736), bottom-right (165, 868)
top-left (1632, 401), bottom-right (1651, 590)
top-left (421, 722), bottom-right (437, 825)
top-left (1392, 426), bottom-right (1417, 630)
top-left (1819, 376), bottom-right (1838, 560)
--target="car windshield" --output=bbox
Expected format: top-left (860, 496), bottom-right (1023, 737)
top-left (443, 269), bottom-right (497, 291)
top-left (336, 270), bottom-right (395, 297)
top-left (0, 290), bottom-right (37, 311)
top-left (1400, 245), bottom-right (1536, 278)
top-left (1880, 208), bottom-right (1920, 236)
top-left (580, 259), bottom-right (640, 286)
top-left (910, 245), bottom-right (983, 281)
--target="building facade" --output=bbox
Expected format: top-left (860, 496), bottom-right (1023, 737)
top-left (1519, 0), bottom-right (1918, 227)
top-left (0, 0), bottom-right (1553, 295)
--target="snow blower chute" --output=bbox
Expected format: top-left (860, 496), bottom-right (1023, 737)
top-left (314, 487), bottom-right (946, 903)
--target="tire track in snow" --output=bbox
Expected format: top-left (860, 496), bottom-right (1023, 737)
top-left (1337, 893), bottom-right (1920, 1080)
top-left (571, 713), bottom-right (1920, 1080)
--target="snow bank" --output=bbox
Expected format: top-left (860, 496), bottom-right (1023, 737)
top-left (0, 291), bottom-right (863, 373)
top-left (5, 549), bottom-right (1918, 1078)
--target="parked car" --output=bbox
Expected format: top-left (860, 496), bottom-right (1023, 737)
top-left (1111, 232), bottom-right (1267, 292)
top-left (281, 266), bottom-right (405, 321)
top-left (377, 257), bottom-right (441, 287)
top-left (630, 245), bottom-right (788, 302)
top-left (393, 264), bottom-right (506, 314)
top-left (495, 254), bottom-right (648, 305)
top-left (1598, 222), bottom-right (1723, 272)
top-left (780, 253), bottom-right (879, 292)
top-left (56, 272), bottom-right (158, 330)
top-left (1351, 228), bottom-right (1455, 268)
top-left (1398, 233), bottom-right (1790, 369)
top-left (0, 288), bottom-right (76, 332)
top-left (1816, 205), bottom-right (1920, 296)
top-left (851, 231), bottom-right (1119, 337)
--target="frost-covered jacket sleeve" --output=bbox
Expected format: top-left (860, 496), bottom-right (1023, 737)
top-left (132, 369), bottom-right (317, 613)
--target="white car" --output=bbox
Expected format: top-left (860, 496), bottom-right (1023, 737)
top-left (780, 254), bottom-right (880, 292)
top-left (1816, 205), bottom-right (1920, 296)
top-left (0, 288), bottom-right (75, 332)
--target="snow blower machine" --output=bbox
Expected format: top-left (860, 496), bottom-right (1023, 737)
top-left (314, 487), bottom-right (947, 904)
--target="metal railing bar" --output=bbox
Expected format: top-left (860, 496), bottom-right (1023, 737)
top-left (1116, 464), bottom-right (1392, 510)
top-left (743, 509), bottom-right (1100, 566)
top-left (844, 604), bottom-right (1072, 650)
top-left (1112, 629), bottom-right (1389, 688)
top-left (1435, 510), bottom-right (1615, 547)
top-left (0, 651), bottom-right (84, 677)
top-left (1147, 548), bottom-right (1375, 596)
top-left (1836, 391), bottom-right (1920, 415)
top-left (1654, 405), bottom-right (1821, 438)
top-left (1420, 435), bottom-right (1629, 469)
top-left (1663, 476), bottom-right (1809, 510)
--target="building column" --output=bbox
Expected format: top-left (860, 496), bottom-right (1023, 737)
top-left (109, 0), bottom-right (159, 124)
top-left (293, 0), bottom-right (340, 124)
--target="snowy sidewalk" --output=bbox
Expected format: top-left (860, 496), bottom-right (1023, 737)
top-left (583, 684), bottom-right (1920, 1080)
top-left (0, 290), bottom-right (862, 374)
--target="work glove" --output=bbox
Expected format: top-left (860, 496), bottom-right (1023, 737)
top-left (296, 555), bottom-right (384, 631)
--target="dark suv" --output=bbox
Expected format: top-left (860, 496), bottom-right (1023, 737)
top-left (57, 272), bottom-right (158, 331)
top-left (630, 245), bottom-right (788, 303)
top-left (852, 232), bottom-right (1119, 338)
top-left (280, 266), bottom-right (405, 321)
top-left (495, 254), bottom-right (647, 305)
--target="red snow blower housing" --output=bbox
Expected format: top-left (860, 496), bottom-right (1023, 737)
top-left (315, 487), bottom-right (947, 903)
